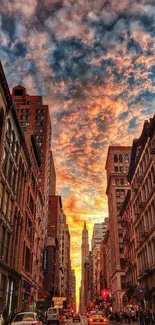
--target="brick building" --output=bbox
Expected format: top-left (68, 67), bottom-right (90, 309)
top-left (128, 116), bottom-right (155, 311)
top-left (0, 62), bottom-right (45, 313)
top-left (105, 146), bottom-right (131, 310)
top-left (12, 85), bottom-right (52, 243)
top-left (120, 190), bottom-right (137, 306)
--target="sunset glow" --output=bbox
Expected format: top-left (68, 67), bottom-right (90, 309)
top-left (1, 0), bottom-right (155, 306)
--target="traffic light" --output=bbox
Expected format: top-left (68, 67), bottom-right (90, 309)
top-left (101, 289), bottom-right (109, 300)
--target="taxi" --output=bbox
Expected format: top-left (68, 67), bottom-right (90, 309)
top-left (88, 312), bottom-right (107, 325)
top-left (11, 312), bottom-right (42, 325)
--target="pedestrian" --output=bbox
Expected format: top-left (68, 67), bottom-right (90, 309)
top-left (131, 309), bottom-right (135, 323)
top-left (145, 310), bottom-right (151, 325)
top-left (139, 310), bottom-right (144, 325)
top-left (2, 308), bottom-right (8, 325)
top-left (0, 313), bottom-right (4, 325)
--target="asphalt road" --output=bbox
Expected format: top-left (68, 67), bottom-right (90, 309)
top-left (63, 316), bottom-right (139, 325)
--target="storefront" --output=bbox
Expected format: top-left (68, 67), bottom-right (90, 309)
top-left (0, 271), bottom-right (7, 311)
top-left (21, 280), bottom-right (32, 311)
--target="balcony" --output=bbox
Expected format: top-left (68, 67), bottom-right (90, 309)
top-left (137, 175), bottom-right (143, 184)
top-left (123, 236), bottom-right (130, 245)
top-left (141, 231), bottom-right (148, 239)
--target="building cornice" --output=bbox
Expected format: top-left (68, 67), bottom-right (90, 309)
top-left (128, 115), bottom-right (155, 183)
top-left (0, 61), bottom-right (12, 111)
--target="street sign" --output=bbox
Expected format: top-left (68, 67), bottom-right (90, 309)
top-left (54, 304), bottom-right (63, 309)
top-left (52, 297), bottom-right (66, 302)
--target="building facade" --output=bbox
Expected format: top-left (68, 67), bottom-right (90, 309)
top-left (0, 62), bottom-right (45, 313)
top-left (91, 222), bottom-right (107, 300)
top-left (44, 195), bottom-right (62, 297)
top-left (69, 269), bottom-right (76, 312)
top-left (128, 116), bottom-right (155, 311)
top-left (12, 85), bottom-right (52, 243)
top-left (80, 222), bottom-right (89, 312)
top-left (105, 146), bottom-right (131, 310)
top-left (120, 190), bottom-right (137, 306)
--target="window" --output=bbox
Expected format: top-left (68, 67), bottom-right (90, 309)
top-left (14, 89), bottom-right (24, 96)
top-left (29, 194), bottom-right (34, 214)
top-left (120, 258), bottom-right (126, 270)
top-left (25, 247), bottom-right (31, 272)
top-left (120, 179), bottom-right (124, 185)
top-left (2, 149), bottom-right (8, 174)
top-left (27, 101), bottom-right (31, 105)
top-left (121, 275), bottom-right (126, 289)
top-left (2, 190), bottom-right (9, 214)
top-left (116, 190), bottom-right (120, 197)
top-left (117, 202), bottom-right (123, 211)
top-left (119, 154), bottom-right (123, 162)
top-left (0, 226), bottom-right (6, 259)
top-left (21, 109), bottom-right (25, 113)
top-left (116, 189), bottom-right (125, 199)
top-left (31, 174), bottom-right (35, 190)
top-left (7, 199), bottom-right (13, 222)
top-left (27, 220), bottom-right (32, 240)
top-left (114, 154), bottom-right (118, 162)
top-left (119, 243), bottom-right (124, 254)
top-left (7, 159), bottom-right (12, 183)
top-left (118, 229), bottom-right (123, 237)
top-left (0, 182), bottom-right (4, 208)
top-left (115, 166), bottom-right (118, 172)
top-left (125, 166), bottom-right (129, 173)
top-left (4, 232), bottom-right (10, 263)
top-left (125, 154), bottom-right (129, 163)
top-left (36, 101), bottom-right (41, 105)
top-left (115, 179), bottom-right (119, 185)
top-left (120, 166), bottom-right (124, 172)
top-left (118, 215), bottom-right (122, 223)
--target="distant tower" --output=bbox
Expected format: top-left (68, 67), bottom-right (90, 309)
top-left (82, 222), bottom-right (89, 276)
top-left (80, 222), bottom-right (89, 312)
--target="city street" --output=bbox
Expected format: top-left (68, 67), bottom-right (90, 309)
top-left (62, 317), bottom-right (139, 325)
top-left (0, 0), bottom-right (155, 317)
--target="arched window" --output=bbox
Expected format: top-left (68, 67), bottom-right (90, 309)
top-left (119, 154), bottom-right (123, 162)
top-left (125, 154), bottom-right (129, 163)
top-left (6, 119), bottom-right (11, 135)
top-left (114, 154), bottom-right (118, 162)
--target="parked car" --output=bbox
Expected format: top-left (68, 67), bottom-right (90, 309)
top-left (88, 312), bottom-right (107, 325)
top-left (73, 313), bottom-right (81, 322)
top-left (11, 312), bottom-right (42, 325)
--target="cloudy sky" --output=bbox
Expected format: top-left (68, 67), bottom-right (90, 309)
top-left (1, 0), bottom-right (155, 302)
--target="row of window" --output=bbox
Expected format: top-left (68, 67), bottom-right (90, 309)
top-left (135, 196), bottom-right (155, 241)
top-left (0, 226), bottom-right (10, 263)
top-left (114, 154), bottom-right (130, 163)
top-left (138, 239), bottom-right (155, 275)
top-left (116, 189), bottom-right (125, 199)
top-left (115, 178), bottom-right (126, 185)
top-left (114, 166), bottom-right (129, 173)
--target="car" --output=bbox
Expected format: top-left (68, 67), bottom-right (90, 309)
top-left (46, 308), bottom-right (59, 325)
top-left (11, 312), bottom-right (42, 325)
top-left (72, 313), bottom-right (81, 322)
top-left (88, 312), bottom-right (107, 325)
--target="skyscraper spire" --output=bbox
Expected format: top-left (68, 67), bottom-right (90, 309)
top-left (80, 221), bottom-right (89, 313)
